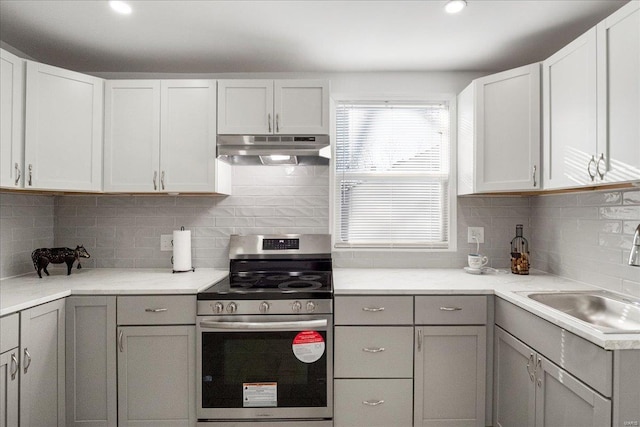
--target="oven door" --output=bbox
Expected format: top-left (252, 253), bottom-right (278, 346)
top-left (196, 314), bottom-right (333, 421)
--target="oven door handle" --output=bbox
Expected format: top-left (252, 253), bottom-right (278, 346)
top-left (199, 319), bottom-right (328, 331)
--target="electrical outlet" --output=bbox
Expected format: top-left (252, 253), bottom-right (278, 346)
top-left (160, 234), bottom-right (173, 251)
top-left (467, 227), bottom-right (485, 244)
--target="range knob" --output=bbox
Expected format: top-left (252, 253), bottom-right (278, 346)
top-left (291, 301), bottom-right (302, 313)
top-left (226, 302), bottom-right (238, 314)
top-left (211, 302), bottom-right (224, 314)
top-left (306, 301), bottom-right (316, 313)
top-left (259, 301), bottom-right (270, 314)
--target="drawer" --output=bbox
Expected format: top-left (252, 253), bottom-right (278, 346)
top-left (415, 295), bottom-right (487, 325)
top-left (334, 326), bottom-right (413, 378)
top-left (0, 314), bottom-right (19, 353)
top-left (334, 296), bottom-right (413, 325)
top-left (334, 379), bottom-right (413, 427)
top-left (117, 295), bottom-right (196, 325)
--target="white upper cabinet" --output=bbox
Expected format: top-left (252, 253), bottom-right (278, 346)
top-left (217, 79), bottom-right (329, 135)
top-left (24, 61), bottom-right (103, 191)
top-left (596, 1), bottom-right (640, 184)
top-left (458, 63), bottom-right (541, 195)
top-left (104, 80), bottom-right (161, 192)
top-left (104, 80), bottom-right (230, 194)
top-left (543, 28), bottom-right (598, 190)
top-left (0, 49), bottom-right (24, 189)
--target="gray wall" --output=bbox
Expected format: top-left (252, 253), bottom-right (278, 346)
top-left (0, 193), bottom-right (55, 278)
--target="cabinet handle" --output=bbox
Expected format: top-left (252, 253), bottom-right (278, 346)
top-left (362, 307), bottom-right (385, 312)
top-left (276, 113), bottom-right (280, 133)
top-left (118, 330), bottom-right (124, 352)
top-left (145, 308), bottom-right (168, 313)
top-left (14, 163), bottom-right (21, 186)
top-left (417, 329), bottom-right (423, 352)
top-left (23, 348), bottom-right (31, 374)
top-left (439, 306), bottom-right (462, 311)
top-left (28, 164), bottom-right (33, 186)
top-left (362, 400), bottom-right (385, 406)
top-left (535, 357), bottom-right (543, 387)
top-left (10, 353), bottom-right (18, 380)
top-left (526, 353), bottom-right (535, 382)
top-left (362, 347), bottom-right (385, 353)
top-left (532, 165), bottom-right (537, 187)
top-left (587, 156), bottom-right (597, 181)
top-left (596, 153), bottom-right (606, 180)
top-left (153, 171), bottom-right (158, 190)
top-left (161, 171), bottom-right (165, 190)
top-left (268, 113), bottom-right (272, 133)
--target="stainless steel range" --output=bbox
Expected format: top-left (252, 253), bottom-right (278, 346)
top-left (196, 234), bottom-right (333, 427)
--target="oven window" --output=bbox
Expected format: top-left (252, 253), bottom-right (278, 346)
top-left (201, 330), bottom-right (328, 408)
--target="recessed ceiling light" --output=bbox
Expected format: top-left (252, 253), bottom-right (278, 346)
top-left (444, 0), bottom-right (467, 14)
top-left (109, 1), bottom-right (132, 15)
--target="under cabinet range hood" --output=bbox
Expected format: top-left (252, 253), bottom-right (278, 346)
top-left (217, 135), bottom-right (330, 165)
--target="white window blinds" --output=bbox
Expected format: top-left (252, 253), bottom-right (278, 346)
top-left (334, 101), bottom-right (452, 249)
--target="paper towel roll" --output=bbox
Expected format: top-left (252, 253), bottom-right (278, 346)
top-left (172, 228), bottom-right (193, 272)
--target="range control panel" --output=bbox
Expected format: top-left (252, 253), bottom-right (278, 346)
top-left (263, 238), bottom-right (300, 251)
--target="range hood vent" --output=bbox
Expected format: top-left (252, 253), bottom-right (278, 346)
top-left (217, 135), bottom-right (330, 166)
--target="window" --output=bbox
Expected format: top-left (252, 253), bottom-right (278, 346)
top-left (334, 101), bottom-right (454, 249)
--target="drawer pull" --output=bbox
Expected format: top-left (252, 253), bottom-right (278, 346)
top-left (362, 400), bottom-right (385, 406)
top-left (362, 307), bottom-right (385, 312)
top-left (362, 347), bottom-right (385, 353)
top-left (145, 308), bottom-right (168, 313)
top-left (439, 306), bottom-right (462, 311)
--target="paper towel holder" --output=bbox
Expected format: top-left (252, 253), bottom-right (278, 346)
top-left (172, 226), bottom-right (195, 274)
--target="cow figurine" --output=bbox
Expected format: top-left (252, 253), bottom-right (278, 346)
top-left (31, 246), bottom-right (91, 278)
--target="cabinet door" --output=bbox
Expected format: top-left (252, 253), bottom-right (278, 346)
top-left (117, 326), bottom-right (195, 427)
top-left (20, 298), bottom-right (65, 427)
top-left (274, 80), bottom-right (330, 134)
top-left (160, 80), bottom-right (218, 192)
top-left (24, 61), bottom-right (103, 191)
top-left (217, 80), bottom-right (273, 134)
top-left (543, 28), bottom-right (598, 189)
top-left (0, 49), bottom-right (24, 188)
top-left (414, 326), bottom-right (486, 427)
top-left (475, 64), bottom-right (541, 192)
top-left (0, 349), bottom-right (19, 427)
top-left (66, 297), bottom-right (117, 427)
top-left (103, 80), bottom-right (160, 192)
top-left (597, 1), bottom-right (640, 184)
top-left (535, 356), bottom-right (611, 427)
top-left (494, 327), bottom-right (536, 427)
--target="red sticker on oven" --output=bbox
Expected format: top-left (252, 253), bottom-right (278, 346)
top-left (292, 330), bottom-right (325, 363)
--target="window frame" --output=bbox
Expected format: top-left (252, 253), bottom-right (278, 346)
top-left (330, 95), bottom-right (458, 252)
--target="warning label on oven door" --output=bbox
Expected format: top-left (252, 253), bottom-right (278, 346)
top-left (243, 382), bottom-right (277, 407)
top-left (292, 330), bottom-right (325, 363)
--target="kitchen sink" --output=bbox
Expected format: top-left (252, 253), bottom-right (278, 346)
top-left (517, 290), bottom-right (640, 334)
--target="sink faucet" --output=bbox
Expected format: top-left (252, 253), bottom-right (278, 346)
top-left (630, 224), bottom-right (640, 267)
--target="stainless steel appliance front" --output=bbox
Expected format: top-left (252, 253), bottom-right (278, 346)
top-left (196, 313), bottom-right (333, 423)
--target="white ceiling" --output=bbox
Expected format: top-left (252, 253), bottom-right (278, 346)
top-left (0, 0), bottom-right (630, 74)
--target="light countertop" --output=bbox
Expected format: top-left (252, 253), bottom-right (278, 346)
top-left (333, 268), bottom-right (640, 350)
top-left (0, 268), bottom-right (228, 316)
top-left (1, 267), bottom-right (639, 350)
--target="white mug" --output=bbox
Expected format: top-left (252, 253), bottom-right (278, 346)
top-left (468, 254), bottom-right (488, 269)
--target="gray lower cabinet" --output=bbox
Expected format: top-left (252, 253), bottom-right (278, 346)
top-left (20, 298), bottom-right (66, 427)
top-left (65, 296), bottom-right (117, 427)
top-left (494, 326), bottom-right (611, 427)
top-left (414, 326), bottom-right (486, 427)
top-left (0, 313), bottom-right (19, 427)
top-left (117, 295), bottom-right (196, 427)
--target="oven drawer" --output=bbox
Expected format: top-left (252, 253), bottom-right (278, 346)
top-left (415, 295), bottom-right (487, 325)
top-left (117, 295), bottom-right (196, 325)
top-left (334, 296), bottom-right (413, 325)
top-left (334, 326), bottom-right (413, 378)
top-left (334, 379), bottom-right (413, 427)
